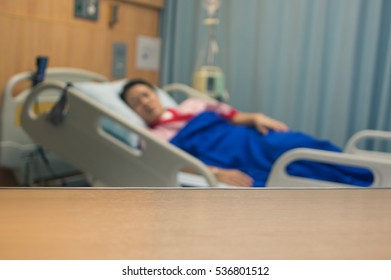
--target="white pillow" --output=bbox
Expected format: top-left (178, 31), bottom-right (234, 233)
top-left (155, 87), bottom-right (178, 108)
top-left (73, 80), bottom-right (177, 146)
top-left (74, 79), bottom-right (146, 127)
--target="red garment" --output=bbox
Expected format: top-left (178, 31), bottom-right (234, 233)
top-left (150, 98), bottom-right (237, 141)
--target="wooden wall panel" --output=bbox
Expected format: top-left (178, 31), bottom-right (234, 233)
top-left (121, 0), bottom-right (164, 9)
top-left (0, 0), bottom-right (163, 185)
top-left (0, 0), bottom-right (162, 90)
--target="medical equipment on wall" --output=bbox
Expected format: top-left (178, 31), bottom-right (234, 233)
top-left (192, 0), bottom-right (228, 101)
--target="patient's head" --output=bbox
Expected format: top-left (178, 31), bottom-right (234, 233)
top-left (120, 79), bottom-right (164, 125)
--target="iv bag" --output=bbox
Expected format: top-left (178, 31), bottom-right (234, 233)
top-left (203, 0), bottom-right (221, 17)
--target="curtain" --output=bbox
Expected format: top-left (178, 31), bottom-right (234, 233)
top-left (160, 0), bottom-right (391, 147)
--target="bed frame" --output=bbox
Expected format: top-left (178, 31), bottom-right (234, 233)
top-left (0, 68), bottom-right (107, 185)
top-left (2, 68), bottom-right (391, 188)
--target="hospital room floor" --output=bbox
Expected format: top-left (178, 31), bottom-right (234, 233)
top-left (0, 188), bottom-right (390, 259)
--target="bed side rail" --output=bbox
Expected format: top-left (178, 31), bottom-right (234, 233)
top-left (344, 130), bottom-right (391, 159)
top-left (20, 80), bottom-right (218, 188)
top-left (162, 83), bottom-right (217, 102)
top-left (266, 148), bottom-right (391, 188)
top-left (4, 68), bottom-right (107, 97)
top-left (1, 68), bottom-right (108, 170)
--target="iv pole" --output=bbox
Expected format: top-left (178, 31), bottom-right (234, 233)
top-left (192, 0), bottom-right (227, 101)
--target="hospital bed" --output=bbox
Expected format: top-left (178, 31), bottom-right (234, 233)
top-left (1, 68), bottom-right (391, 188)
top-left (0, 68), bottom-right (107, 185)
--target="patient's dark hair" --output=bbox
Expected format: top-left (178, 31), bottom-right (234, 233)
top-left (119, 79), bottom-right (155, 105)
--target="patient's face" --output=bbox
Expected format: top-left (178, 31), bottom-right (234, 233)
top-left (124, 84), bottom-right (164, 125)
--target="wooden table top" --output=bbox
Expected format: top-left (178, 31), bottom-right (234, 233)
top-left (1, 188), bottom-right (390, 260)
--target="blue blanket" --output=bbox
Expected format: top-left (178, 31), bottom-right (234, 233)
top-left (170, 112), bottom-right (373, 187)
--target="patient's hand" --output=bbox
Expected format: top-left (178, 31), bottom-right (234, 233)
top-left (211, 167), bottom-right (253, 187)
top-left (231, 112), bottom-right (289, 135)
top-left (253, 113), bottom-right (289, 135)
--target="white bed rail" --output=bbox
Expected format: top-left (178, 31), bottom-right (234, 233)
top-left (1, 68), bottom-right (108, 170)
top-left (20, 80), bottom-right (218, 188)
top-left (1, 71), bottom-right (37, 170)
top-left (344, 130), bottom-right (391, 159)
top-left (266, 148), bottom-right (391, 188)
top-left (4, 68), bottom-right (107, 94)
top-left (162, 83), bottom-right (216, 102)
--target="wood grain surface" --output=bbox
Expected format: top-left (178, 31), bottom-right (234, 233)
top-left (0, 188), bottom-right (390, 260)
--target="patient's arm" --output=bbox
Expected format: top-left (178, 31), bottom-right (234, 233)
top-left (231, 112), bottom-right (289, 135)
top-left (209, 166), bottom-right (253, 187)
top-left (182, 166), bottom-right (253, 187)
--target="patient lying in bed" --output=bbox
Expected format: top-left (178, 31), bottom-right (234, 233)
top-left (119, 79), bottom-right (373, 187)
